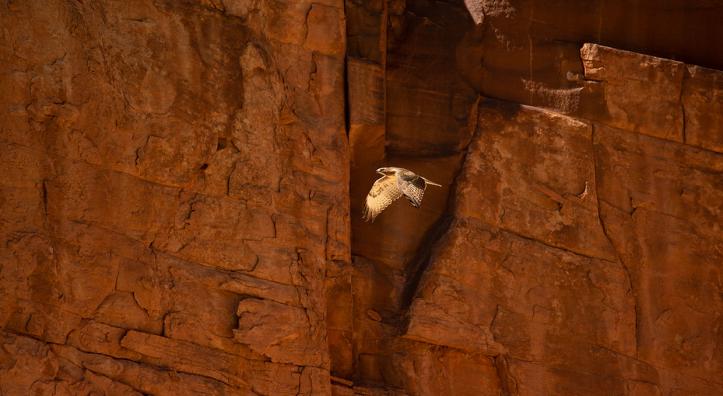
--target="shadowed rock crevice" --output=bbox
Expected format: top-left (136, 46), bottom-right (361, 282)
top-left (493, 354), bottom-right (517, 396)
top-left (398, 213), bottom-right (453, 315)
top-left (344, 0), bottom-right (488, 391)
top-left (399, 97), bottom-right (485, 316)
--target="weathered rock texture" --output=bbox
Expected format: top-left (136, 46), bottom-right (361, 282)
top-left (1, 0), bottom-right (347, 394)
top-left (405, 98), bottom-right (723, 395)
top-left (2, 0), bottom-right (722, 395)
top-left (344, 1), bottom-right (723, 395)
top-left (457, 0), bottom-right (723, 113)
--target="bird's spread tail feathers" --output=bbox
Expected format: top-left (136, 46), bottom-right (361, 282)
top-left (424, 179), bottom-right (442, 187)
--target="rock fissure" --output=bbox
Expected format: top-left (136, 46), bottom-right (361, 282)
top-left (591, 124), bottom-right (640, 358)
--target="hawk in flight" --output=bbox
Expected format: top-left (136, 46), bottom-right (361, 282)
top-left (363, 167), bottom-right (442, 222)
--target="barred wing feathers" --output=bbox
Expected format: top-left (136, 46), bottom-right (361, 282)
top-left (363, 175), bottom-right (403, 222)
top-left (399, 176), bottom-right (427, 208)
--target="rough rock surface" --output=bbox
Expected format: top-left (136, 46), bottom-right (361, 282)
top-left (1, 0), bottom-right (347, 394)
top-left (405, 99), bottom-right (722, 395)
top-left (2, 0), bottom-right (723, 395)
top-left (456, 0), bottom-right (723, 113)
top-left (344, 1), bottom-right (722, 395)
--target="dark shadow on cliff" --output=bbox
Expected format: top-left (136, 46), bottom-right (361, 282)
top-left (397, 98), bottom-right (523, 329)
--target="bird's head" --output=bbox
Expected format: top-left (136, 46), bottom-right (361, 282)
top-left (376, 167), bottom-right (396, 176)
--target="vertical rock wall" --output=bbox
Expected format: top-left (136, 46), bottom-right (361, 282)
top-left (1, 0), bottom-right (722, 395)
top-left (0, 1), bottom-right (348, 394)
top-left (345, 0), bottom-right (722, 395)
top-left (406, 87), bottom-right (722, 395)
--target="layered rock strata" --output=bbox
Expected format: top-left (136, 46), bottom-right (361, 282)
top-left (1, 0), bottom-right (722, 395)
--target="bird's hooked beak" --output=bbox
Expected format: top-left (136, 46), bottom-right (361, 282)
top-left (376, 167), bottom-right (389, 176)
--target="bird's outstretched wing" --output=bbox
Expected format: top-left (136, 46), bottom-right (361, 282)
top-left (399, 175), bottom-right (427, 208)
top-left (363, 175), bottom-right (403, 222)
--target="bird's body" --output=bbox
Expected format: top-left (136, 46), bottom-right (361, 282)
top-left (362, 167), bottom-right (442, 222)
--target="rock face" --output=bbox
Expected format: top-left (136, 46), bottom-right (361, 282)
top-left (2, 1), bottom-right (722, 395)
top-left (1, 0), bottom-right (347, 394)
top-left (343, 1), bottom-right (723, 395)
top-left (405, 98), bottom-right (723, 395)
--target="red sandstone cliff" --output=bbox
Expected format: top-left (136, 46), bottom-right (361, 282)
top-left (1, 1), bottom-right (721, 395)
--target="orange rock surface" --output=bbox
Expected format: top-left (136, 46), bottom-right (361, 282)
top-left (1, 1), bottom-right (722, 395)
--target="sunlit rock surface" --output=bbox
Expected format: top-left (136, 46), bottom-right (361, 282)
top-left (1, 0), bottom-right (722, 395)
